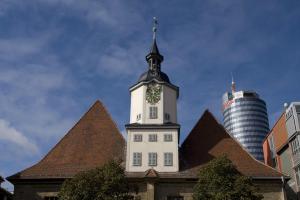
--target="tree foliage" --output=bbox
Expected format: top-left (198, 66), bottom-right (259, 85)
top-left (58, 161), bottom-right (132, 200)
top-left (193, 155), bottom-right (263, 200)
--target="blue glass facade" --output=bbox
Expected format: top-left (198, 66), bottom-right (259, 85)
top-left (222, 92), bottom-right (269, 161)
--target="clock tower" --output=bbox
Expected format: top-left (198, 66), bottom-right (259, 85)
top-left (125, 19), bottom-right (180, 172)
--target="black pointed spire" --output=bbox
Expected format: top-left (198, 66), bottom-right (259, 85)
top-left (150, 39), bottom-right (160, 55)
top-left (146, 17), bottom-right (164, 72)
top-left (137, 17), bottom-right (170, 84)
top-left (146, 39), bottom-right (164, 64)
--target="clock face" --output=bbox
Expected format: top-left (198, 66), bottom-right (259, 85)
top-left (146, 84), bottom-right (162, 105)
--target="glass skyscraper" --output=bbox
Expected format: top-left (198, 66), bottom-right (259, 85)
top-left (222, 81), bottom-right (269, 161)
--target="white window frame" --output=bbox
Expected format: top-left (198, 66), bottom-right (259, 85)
top-left (164, 152), bottom-right (173, 166)
top-left (148, 152), bottom-right (157, 166)
top-left (134, 134), bottom-right (143, 142)
top-left (149, 107), bottom-right (158, 119)
top-left (164, 134), bottom-right (173, 142)
top-left (291, 136), bottom-right (300, 155)
top-left (149, 134), bottom-right (157, 142)
top-left (133, 152), bottom-right (142, 166)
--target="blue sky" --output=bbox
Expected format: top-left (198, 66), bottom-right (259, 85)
top-left (1, 0), bottom-right (300, 190)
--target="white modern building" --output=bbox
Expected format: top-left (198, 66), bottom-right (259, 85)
top-left (222, 80), bottom-right (270, 161)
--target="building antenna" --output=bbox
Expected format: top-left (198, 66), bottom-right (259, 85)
top-left (153, 17), bottom-right (158, 41)
top-left (231, 72), bottom-right (236, 93)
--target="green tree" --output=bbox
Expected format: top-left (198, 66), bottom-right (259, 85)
top-left (193, 155), bottom-right (263, 200)
top-left (58, 161), bottom-right (132, 200)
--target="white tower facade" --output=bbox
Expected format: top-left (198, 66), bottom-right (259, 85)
top-left (125, 24), bottom-right (180, 172)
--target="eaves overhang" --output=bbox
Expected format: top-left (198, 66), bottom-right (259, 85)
top-left (125, 123), bottom-right (180, 130)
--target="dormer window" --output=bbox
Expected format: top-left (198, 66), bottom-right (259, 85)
top-left (149, 107), bottom-right (158, 119)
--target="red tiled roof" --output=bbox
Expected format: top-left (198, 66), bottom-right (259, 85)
top-left (7, 100), bottom-right (125, 181)
top-left (8, 102), bottom-right (283, 182)
top-left (180, 110), bottom-right (284, 178)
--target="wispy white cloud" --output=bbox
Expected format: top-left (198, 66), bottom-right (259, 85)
top-left (0, 118), bottom-right (38, 154)
top-left (96, 43), bottom-right (147, 77)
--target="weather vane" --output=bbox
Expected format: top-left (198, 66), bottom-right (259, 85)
top-left (153, 17), bottom-right (158, 40)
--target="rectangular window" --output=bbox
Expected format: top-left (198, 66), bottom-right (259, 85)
top-left (165, 113), bottom-right (170, 121)
top-left (295, 165), bottom-right (300, 187)
top-left (164, 152), bottom-right (173, 166)
top-left (164, 134), bottom-right (173, 142)
top-left (136, 114), bottom-right (141, 121)
top-left (149, 107), bottom-right (158, 119)
top-left (291, 136), bottom-right (300, 155)
top-left (295, 105), bottom-right (300, 113)
top-left (148, 152), bottom-right (157, 166)
top-left (149, 134), bottom-right (157, 142)
top-left (133, 152), bottom-right (142, 166)
top-left (134, 134), bottom-right (143, 142)
top-left (268, 134), bottom-right (276, 168)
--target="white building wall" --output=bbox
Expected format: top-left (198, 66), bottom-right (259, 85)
top-left (163, 86), bottom-right (177, 123)
top-left (130, 84), bottom-right (177, 124)
top-left (126, 129), bottom-right (179, 172)
top-left (285, 102), bottom-right (300, 138)
top-left (130, 86), bottom-right (145, 123)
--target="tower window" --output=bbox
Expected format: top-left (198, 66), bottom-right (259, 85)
top-left (164, 153), bottom-right (173, 166)
top-left (134, 134), bottom-right (143, 142)
top-left (136, 114), bottom-right (141, 121)
top-left (133, 152), bottom-right (142, 166)
top-left (148, 152), bottom-right (157, 166)
top-left (165, 113), bottom-right (170, 121)
top-left (149, 107), bottom-right (158, 119)
top-left (149, 134), bottom-right (157, 142)
top-left (164, 134), bottom-right (173, 142)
